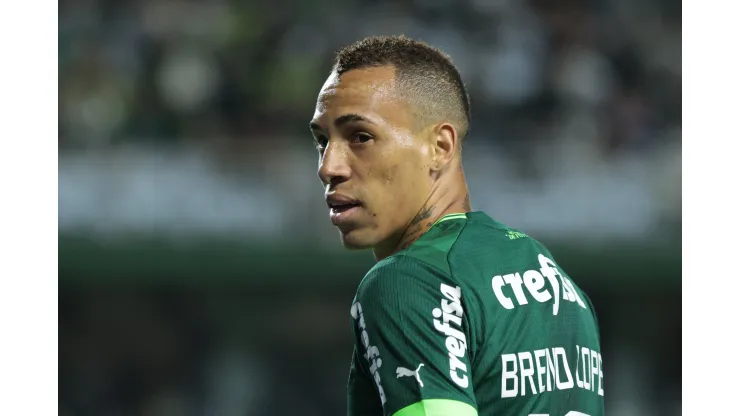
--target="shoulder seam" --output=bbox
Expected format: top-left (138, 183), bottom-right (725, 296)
top-left (445, 219), bottom-right (469, 271)
top-left (445, 219), bottom-right (479, 365)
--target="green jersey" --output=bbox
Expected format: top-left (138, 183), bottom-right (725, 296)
top-left (347, 212), bottom-right (604, 416)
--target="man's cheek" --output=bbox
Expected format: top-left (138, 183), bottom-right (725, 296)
top-left (382, 163), bottom-right (399, 185)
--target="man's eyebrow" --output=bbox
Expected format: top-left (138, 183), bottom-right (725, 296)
top-left (309, 113), bottom-right (376, 132)
top-left (334, 113), bottom-right (376, 128)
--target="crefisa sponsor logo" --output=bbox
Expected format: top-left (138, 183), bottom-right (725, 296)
top-left (491, 254), bottom-right (587, 316)
top-left (351, 301), bottom-right (386, 405)
top-left (432, 283), bottom-right (470, 388)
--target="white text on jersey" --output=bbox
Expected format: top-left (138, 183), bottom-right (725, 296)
top-left (351, 302), bottom-right (387, 405)
top-left (500, 345), bottom-right (604, 398)
top-left (491, 254), bottom-right (586, 316)
top-left (432, 283), bottom-right (469, 388)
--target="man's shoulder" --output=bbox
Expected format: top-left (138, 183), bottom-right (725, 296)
top-left (417, 212), bottom-right (551, 271)
top-left (358, 254), bottom-right (449, 298)
top-left (354, 212), bottom-right (557, 302)
top-left (455, 212), bottom-right (541, 248)
top-left (460, 214), bottom-right (564, 265)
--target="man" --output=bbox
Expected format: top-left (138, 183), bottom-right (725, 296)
top-left (309, 35), bottom-right (604, 416)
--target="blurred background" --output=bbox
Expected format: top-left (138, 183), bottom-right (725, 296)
top-left (58, 0), bottom-right (681, 414)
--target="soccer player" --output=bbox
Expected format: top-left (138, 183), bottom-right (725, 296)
top-left (309, 36), bottom-right (605, 416)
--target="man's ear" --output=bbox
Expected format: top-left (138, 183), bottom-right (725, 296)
top-left (430, 122), bottom-right (458, 172)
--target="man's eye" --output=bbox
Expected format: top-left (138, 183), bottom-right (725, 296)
top-left (352, 133), bottom-right (373, 144)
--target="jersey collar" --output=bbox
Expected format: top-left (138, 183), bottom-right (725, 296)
top-left (432, 212), bottom-right (468, 227)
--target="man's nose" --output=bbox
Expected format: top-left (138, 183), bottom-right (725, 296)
top-left (318, 141), bottom-right (351, 186)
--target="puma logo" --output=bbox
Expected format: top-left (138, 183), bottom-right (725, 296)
top-left (396, 363), bottom-right (425, 387)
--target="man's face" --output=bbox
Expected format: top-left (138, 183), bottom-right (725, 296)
top-left (310, 66), bottom-right (434, 250)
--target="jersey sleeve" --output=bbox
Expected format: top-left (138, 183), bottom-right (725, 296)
top-left (348, 345), bottom-right (384, 416)
top-left (348, 255), bottom-right (479, 416)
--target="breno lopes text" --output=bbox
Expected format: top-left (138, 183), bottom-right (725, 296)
top-left (500, 345), bottom-right (603, 398)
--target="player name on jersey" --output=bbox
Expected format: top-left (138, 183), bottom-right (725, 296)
top-left (501, 345), bottom-right (604, 398)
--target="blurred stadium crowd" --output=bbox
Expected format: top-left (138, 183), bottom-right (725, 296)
top-left (59, 0), bottom-right (681, 415)
top-left (58, 0), bottom-right (682, 240)
top-left (59, 0), bottom-right (680, 157)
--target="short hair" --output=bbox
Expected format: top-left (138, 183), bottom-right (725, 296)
top-left (332, 35), bottom-right (471, 141)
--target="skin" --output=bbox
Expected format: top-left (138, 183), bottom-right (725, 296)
top-left (310, 65), bottom-right (471, 261)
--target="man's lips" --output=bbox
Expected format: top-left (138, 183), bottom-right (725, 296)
top-left (330, 204), bottom-right (359, 213)
top-left (326, 193), bottom-right (363, 225)
top-left (326, 193), bottom-right (362, 210)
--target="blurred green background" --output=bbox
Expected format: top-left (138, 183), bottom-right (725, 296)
top-left (58, 0), bottom-right (681, 415)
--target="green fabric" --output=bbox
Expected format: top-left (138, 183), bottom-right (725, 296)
top-left (392, 399), bottom-right (478, 416)
top-left (347, 212), bottom-right (605, 416)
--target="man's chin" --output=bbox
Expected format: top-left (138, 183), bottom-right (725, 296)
top-left (338, 229), bottom-right (375, 251)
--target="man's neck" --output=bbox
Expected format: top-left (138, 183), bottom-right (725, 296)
top-left (373, 172), bottom-right (470, 262)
